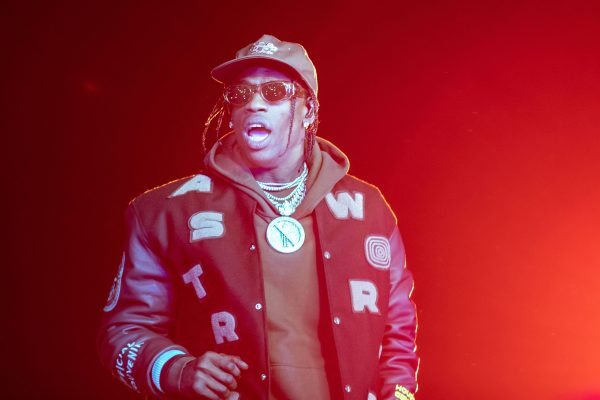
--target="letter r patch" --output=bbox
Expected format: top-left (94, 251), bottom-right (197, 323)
top-left (349, 280), bottom-right (380, 314)
top-left (211, 312), bottom-right (240, 344)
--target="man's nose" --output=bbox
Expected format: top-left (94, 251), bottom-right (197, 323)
top-left (246, 89), bottom-right (268, 112)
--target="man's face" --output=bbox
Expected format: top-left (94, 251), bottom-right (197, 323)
top-left (229, 66), bottom-right (308, 175)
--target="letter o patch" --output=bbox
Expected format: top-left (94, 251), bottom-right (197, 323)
top-left (364, 235), bottom-right (390, 270)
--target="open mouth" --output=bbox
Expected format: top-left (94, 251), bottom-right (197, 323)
top-left (246, 123), bottom-right (271, 144)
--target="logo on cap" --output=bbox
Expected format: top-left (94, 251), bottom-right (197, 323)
top-left (250, 41), bottom-right (278, 55)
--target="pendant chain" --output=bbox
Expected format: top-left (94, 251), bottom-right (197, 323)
top-left (256, 163), bottom-right (308, 216)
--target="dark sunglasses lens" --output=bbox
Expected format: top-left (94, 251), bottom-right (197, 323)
top-left (226, 85), bottom-right (251, 105)
top-left (262, 82), bottom-right (288, 102)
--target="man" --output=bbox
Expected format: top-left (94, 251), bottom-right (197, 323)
top-left (98, 34), bottom-right (418, 400)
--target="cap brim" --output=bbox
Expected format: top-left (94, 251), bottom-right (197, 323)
top-left (211, 56), bottom-right (308, 91)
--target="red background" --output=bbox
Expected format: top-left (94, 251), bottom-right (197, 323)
top-left (4, 1), bottom-right (600, 399)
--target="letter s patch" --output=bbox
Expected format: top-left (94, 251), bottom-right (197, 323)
top-left (189, 211), bottom-right (224, 242)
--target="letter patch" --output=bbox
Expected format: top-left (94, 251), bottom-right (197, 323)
top-left (182, 264), bottom-right (207, 300)
top-left (325, 192), bottom-right (364, 220)
top-left (169, 174), bottom-right (212, 197)
top-left (349, 280), bottom-right (380, 314)
top-left (114, 340), bottom-right (144, 392)
top-left (364, 235), bottom-right (391, 270)
top-left (211, 312), bottom-right (239, 344)
top-left (104, 253), bottom-right (125, 312)
top-left (395, 385), bottom-right (415, 400)
top-left (189, 211), bottom-right (224, 242)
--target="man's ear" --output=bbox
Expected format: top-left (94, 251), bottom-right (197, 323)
top-left (304, 97), bottom-right (316, 124)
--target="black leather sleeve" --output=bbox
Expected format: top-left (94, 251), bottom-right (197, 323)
top-left (378, 226), bottom-right (419, 399)
top-left (97, 204), bottom-right (188, 396)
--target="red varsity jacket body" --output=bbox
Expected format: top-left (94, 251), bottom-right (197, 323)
top-left (97, 170), bottom-right (418, 400)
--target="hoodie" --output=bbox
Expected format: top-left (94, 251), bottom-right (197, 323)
top-left (206, 133), bottom-right (348, 399)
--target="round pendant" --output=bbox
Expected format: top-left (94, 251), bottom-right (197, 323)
top-left (266, 216), bottom-right (305, 253)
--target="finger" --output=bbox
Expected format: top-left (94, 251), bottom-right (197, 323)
top-left (203, 362), bottom-right (238, 390)
top-left (217, 354), bottom-right (249, 370)
top-left (229, 356), bottom-right (249, 370)
top-left (214, 355), bottom-right (241, 377)
top-left (193, 371), bottom-right (230, 399)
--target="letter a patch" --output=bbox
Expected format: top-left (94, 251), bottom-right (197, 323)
top-left (170, 174), bottom-right (212, 198)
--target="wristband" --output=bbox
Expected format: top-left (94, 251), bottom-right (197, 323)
top-left (151, 349), bottom-right (186, 393)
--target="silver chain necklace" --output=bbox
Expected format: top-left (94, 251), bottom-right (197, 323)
top-left (257, 164), bottom-right (308, 254)
top-left (257, 163), bottom-right (308, 192)
top-left (256, 163), bottom-right (308, 217)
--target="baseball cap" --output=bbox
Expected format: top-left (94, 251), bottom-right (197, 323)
top-left (211, 34), bottom-right (318, 98)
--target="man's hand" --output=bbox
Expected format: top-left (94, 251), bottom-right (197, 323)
top-left (165, 351), bottom-right (249, 399)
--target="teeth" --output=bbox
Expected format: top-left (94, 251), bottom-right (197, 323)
top-left (249, 123), bottom-right (265, 129)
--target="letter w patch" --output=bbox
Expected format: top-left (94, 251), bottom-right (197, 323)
top-left (325, 192), bottom-right (364, 220)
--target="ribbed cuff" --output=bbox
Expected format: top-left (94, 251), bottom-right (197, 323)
top-left (151, 349), bottom-right (186, 393)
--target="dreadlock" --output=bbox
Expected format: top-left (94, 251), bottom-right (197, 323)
top-left (201, 96), bottom-right (229, 157)
top-left (303, 95), bottom-right (319, 164)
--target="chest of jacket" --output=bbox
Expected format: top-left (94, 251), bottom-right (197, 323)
top-left (135, 173), bottom-right (396, 398)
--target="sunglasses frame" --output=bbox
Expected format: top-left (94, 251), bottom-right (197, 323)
top-left (223, 80), bottom-right (306, 106)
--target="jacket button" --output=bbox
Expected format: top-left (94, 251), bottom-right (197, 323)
top-left (333, 316), bottom-right (341, 325)
top-left (255, 303), bottom-right (263, 310)
top-left (323, 251), bottom-right (331, 259)
top-left (250, 244), bottom-right (256, 251)
top-left (260, 373), bottom-right (267, 381)
top-left (344, 384), bottom-right (352, 393)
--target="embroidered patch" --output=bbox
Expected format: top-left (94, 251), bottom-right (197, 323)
top-left (325, 192), bottom-right (364, 220)
top-left (189, 211), bottom-right (224, 242)
top-left (169, 174), bottom-right (212, 198)
top-left (211, 312), bottom-right (239, 344)
top-left (395, 385), bottom-right (415, 400)
top-left (249, 41), bottom-right (278, 55)
top-left (364, 235), bottom-right (391, 270)
top-left (115, 340), bottom-right (144, 392)
top-left (182, 264), bottom-right (207, 300)
top-left (104, 253), bottom-right (125, 312)
top-left (349, 280), bottom-right (380, 314)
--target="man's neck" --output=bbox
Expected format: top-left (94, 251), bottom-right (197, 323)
top-left (251, 161), bottom-right (305, 184)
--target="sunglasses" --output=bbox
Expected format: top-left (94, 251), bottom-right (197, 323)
top-left (223, 81), bottom-right (306, 106)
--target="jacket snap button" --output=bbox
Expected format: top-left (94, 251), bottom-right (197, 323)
top-left (255, 303), bottom-right (263, 310)
top-left (250, 244), bottom-right (256, 251)
top-left (344, 384), bottom-right (351, 392)
top-left (260, 373), bottom-right (267, 381)
top-left (333, 316), bottom-right (341, 325)
top-left (323, 251), bottom-right (331, 259)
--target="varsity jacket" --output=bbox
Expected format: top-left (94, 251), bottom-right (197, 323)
top-left (98, 143), bottom-right (418, 400)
